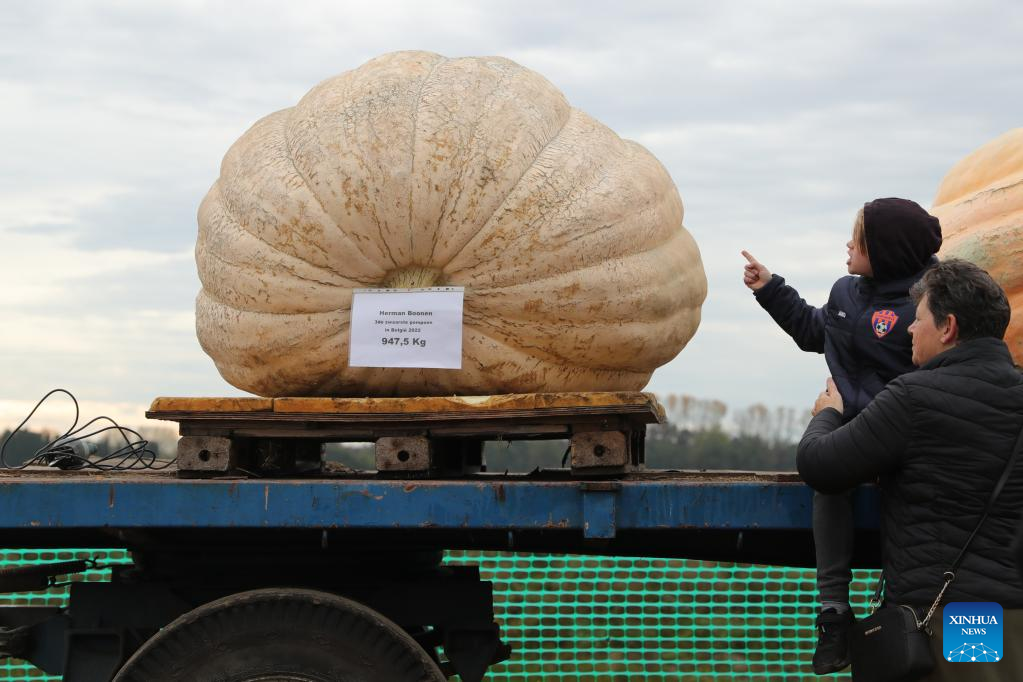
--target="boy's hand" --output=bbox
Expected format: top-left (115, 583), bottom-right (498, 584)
top-left (741, 250), bottom-right (772, 291)
top-left (812, 378), bottom-right (844, 416)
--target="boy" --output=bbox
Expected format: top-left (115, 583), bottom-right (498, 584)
top-left (742, 197), bottom-right (942, 675)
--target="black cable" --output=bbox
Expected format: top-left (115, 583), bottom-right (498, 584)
top-left (1, 388), bottom-right (77, 468)
top-left (1, 389), bottom-right (175, 471)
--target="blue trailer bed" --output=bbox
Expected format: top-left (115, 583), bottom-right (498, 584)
top-left (0, 469), bottom-right (879, 567)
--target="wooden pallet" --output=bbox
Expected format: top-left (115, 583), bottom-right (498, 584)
top-left (147, 392), bottom-right (665, 478)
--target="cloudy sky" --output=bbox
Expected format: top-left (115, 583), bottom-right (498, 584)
top-left (2, 0), bottom-right (1021, 432)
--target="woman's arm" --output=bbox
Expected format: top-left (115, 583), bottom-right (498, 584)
top-left (797, 382), bottom-right (912, 493)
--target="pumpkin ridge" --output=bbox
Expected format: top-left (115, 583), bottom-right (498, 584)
top-left (464, 307), bottom-right (697, 371)
top-left (205, 300), bottom-right (350, 321)
top-left (424, 61), bottom-right (517, 266)
top-left (213, 110), bottom-right (383, 281)
top-left (213, 109), bottom-right (388, 282)
top-left (440, 111), bottom-right (678, 282)
top-left (932, 128), bottom-right (1023, 364)
top-left (406, 55), bottom-right (450, 267)
top-left (936, 176), bottom-right (1023, 212)
top-left (278, 103), bottom-right (395, 272)
top-left (205, 342), bottom-right (350, 396)
top-left (198, 231), bottom-right (355, 313)
top-left (437, 105), bottom-right (573, 272)
top-left (466, 231), bottom-right (695, 294)
top-left (463, 326), bottom-right (652, 389)
top-left (464, 284), bottom-right (697, 326)
top-left (452, 227), bottom-right (691, 293)
top-left (464, 320), bottom-right (651, 377)
top-left (197, 291), bottom-right (348, 345)
top-left (933, 128), bottom-right (1023, 206)
top-left (205, 185), bottom-right (377, 290)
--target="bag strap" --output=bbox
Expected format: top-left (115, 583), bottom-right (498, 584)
top-left (947, 423), bottom-right (1023, 572)
top-left (869, 419), bottom-right (1023, 628)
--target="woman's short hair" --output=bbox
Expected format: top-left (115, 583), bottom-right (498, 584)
top-left (910, 258), bottom-right (1011, 341)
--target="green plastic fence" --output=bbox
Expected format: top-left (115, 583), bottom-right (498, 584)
top-left (0, 549), bottom-right (878, 680)
top-left (0, 550), bottom-right (132, 681)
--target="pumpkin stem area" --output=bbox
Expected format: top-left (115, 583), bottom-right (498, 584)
top-left (382, 266), bottom-right (444, 289)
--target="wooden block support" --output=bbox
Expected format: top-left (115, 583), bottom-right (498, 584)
top-left (376, 436), bottom-right (432, 472)
top-left (177, 436), bottom-right (238, 473)
top-left (570, 431), bottom-right (628, 471)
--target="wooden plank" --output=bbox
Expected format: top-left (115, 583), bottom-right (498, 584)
top-left (148, 397), bottom-right (273, 414)
top-left (156, 413), bottom-right (641, 437)
top-left (148, 393), bottom-right (663, 425)
top-left (274, 391), bottom-right (661, 416)
top-left (178, 422), bottom-right (564, 441)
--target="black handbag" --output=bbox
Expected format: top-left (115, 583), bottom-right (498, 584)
top-left (849, 422), bottom-right (1023, 682)
top-left (849, 602), bottom-right (934, 682)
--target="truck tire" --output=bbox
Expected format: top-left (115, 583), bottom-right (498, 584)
top-left (113, 587), bottom-right (446, 682)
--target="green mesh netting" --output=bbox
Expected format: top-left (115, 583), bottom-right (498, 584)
top-left (0, 549), bottom-right (132, 681)
top-left (444, 551), bottom-right (879, 680)
top-left (0, 549), bottom-right (878, 680)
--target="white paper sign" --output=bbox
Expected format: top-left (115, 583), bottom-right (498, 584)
top-left (349, 287), bottom-right (464, 369)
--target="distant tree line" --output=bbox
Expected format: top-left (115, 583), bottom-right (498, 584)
top-left (0, 428), bottom-right (56, 467)
top-left (645, 393), bottom-right (811, 471)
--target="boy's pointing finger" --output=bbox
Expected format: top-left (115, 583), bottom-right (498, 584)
top-left (741, 250), bottom-right (758, 265)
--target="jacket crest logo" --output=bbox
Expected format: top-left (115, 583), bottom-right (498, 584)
top-left (871, 309), bottom-right (898, 339)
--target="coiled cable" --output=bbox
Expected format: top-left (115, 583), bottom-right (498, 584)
top-left (1, 389), bottom-right (174, 470)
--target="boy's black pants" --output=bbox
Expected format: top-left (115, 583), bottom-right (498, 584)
top-left (814, 490), bottom-right (855, 606)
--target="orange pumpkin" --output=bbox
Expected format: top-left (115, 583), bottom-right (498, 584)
top-left (932, 128), bottom-right (1023, 363)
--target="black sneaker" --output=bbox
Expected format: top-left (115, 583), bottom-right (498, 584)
top-left (812, 608), bottom-right (855, 675)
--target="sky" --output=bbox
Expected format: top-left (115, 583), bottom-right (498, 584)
top-left (2, 0), bottom-right (1021, 434)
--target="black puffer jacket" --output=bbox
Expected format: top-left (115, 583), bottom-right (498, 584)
top-left (798, 338), bottom-right (1023, 607)
top-left (1015, 520), bottom-right (1023, 581)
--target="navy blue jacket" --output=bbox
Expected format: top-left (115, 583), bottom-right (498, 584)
top-left (753, 263), bottom-right (932, 419)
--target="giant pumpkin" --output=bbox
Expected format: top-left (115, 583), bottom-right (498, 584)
top-left (196, 51), bottom-right (706, 397)
top-left (932, 128), bottom-right (1023, 363)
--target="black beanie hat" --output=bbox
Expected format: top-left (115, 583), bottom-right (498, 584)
top-left (862, 198), bottom-right (942, 281)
